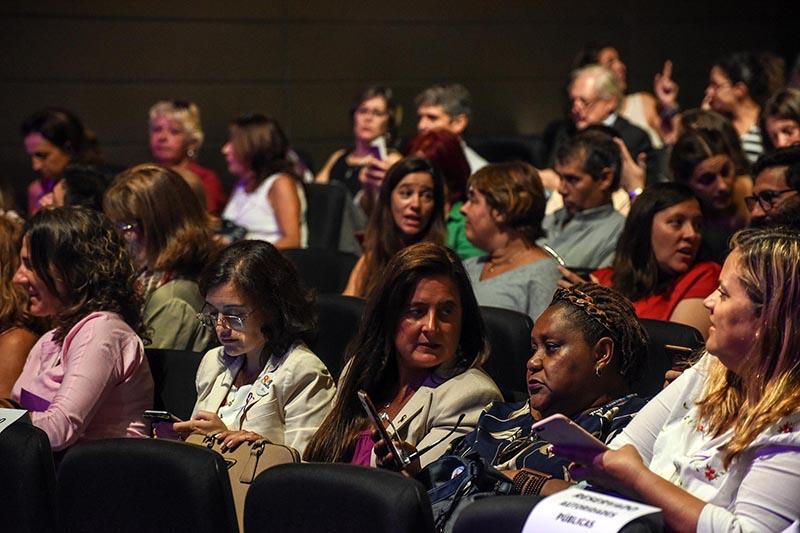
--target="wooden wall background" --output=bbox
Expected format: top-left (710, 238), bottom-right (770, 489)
top-left (0, 1), bottom-right (794, 212)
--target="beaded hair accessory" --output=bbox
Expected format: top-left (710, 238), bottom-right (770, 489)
top-left (552, 286), bottom-right (613, 334)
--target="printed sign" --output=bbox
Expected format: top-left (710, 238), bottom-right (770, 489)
top-left (0, 408), bottom-right (27, 435)
top-left (522, 486), bottom-right (661, 533)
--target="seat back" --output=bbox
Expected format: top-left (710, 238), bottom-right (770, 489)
top-left (634, 319), bottom-right (705, 397)
top-left (305, 182), bottom-right (349, 249)
top-left (282, 248), bottom-right (359, 294)
top-left (57, 438), bottom-right (238, 533)
top-left (480, 306), bottom-right (533, 402)
top-left (310, 294), bottom-right (365, 380)
top-left (0, 420), bottom-right (57, 533)
top-left (145, 348), bottom-right (203, 421)
top-left (245, 463), bottom-right (434, 533)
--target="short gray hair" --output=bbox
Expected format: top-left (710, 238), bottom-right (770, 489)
top-left (571, 65), bottom-right (623, 110)
top-left (414, 83), bottom-right (473, 120)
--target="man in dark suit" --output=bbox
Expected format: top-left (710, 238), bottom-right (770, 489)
top-left (544, 64), bottom-right (659, 189)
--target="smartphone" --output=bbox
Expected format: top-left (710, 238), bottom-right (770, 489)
top-left (357, 390), bottom-right (410, 468)
top-left (368, 136), bottom-right (388, 160)
top-left (143, 410), bottom-right (183, 423)
top-left (530, 414), bottom-right (608, 453)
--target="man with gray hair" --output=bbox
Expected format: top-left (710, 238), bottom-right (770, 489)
top-left (415, 83), bottom-right (488, 173)
top-left (546, 65), bottom-right (656, 187)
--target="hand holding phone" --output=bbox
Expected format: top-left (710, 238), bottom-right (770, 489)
top-left (357, 390), bottom-right (411, 469)
top-left (531, 414), bottom-right (608, 453)
top-left (143, 410), bottom-right (183, 423)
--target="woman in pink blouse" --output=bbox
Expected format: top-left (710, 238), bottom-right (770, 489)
top-left (10, 207), bottom-right (153, 451)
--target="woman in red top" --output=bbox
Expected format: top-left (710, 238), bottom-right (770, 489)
top-left (570, 183), bottom-right (719, 338)
top-left (148, 100), bottom-right (227, 215)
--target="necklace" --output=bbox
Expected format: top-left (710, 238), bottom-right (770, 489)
top-left (486, 249), bottom-right (525, 273)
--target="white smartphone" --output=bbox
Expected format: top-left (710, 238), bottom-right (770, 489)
top-left (368, 136), bottom-right (388, 160)
top-left (530, 414), bottom-right (608, 453)
top-left (357, 390), bottom-right (410, 468)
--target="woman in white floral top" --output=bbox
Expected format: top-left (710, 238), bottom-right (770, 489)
top-left (558, 226), bottom-right (800, 532)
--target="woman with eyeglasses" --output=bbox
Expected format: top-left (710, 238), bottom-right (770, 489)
top-left (148, 100), bottom-right (227, 215)
top-left (315, 86), bottom-right (403, 197)
top-left (670, 127), bottom-right (752, 263)
top-left (172, 240), bottom-right (335, 455)
top-left (10, 207), bottom-right (153, 451)
top-left (104, 164), bottom-right (219, 352)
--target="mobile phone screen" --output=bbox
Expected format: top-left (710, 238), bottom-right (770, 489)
top-left (357, 390), bottom-right (409, 468)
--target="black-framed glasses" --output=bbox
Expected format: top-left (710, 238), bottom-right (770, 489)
top-left (744, 189), bottom-right (796, 211)
top-left (196, 310), bottom-right (253, 331)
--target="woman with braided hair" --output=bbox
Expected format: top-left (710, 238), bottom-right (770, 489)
top-left (387, 282), bottom-right (649, 498)
top-left (9, 207), bottom-right (153, 451)
top-left (558, 227), bottom-right (800, 531)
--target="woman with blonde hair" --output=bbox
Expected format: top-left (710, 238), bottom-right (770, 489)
top-left (149, 100), bottom-right (226, 215)
top-left (460, 162), bottom-right (561, 320)
top-left (104, 164), bottom-right (218, 351)
top-left (558, 226), bottom-right (800, 532)
top-left (0, 215), bottom-right (43, 397)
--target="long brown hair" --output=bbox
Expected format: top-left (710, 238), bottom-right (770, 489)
top-left (696, 227), bottom-right (800, 467)
top-left (104, 164), bottom-right (219, 279)
top-left (304, 242), bottom-right (488, 463)
top-left (0, 216), bottom-right (44, 333)
top-left (356, 156), bottom-right (446, 297)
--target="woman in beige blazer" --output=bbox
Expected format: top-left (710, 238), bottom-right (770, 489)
top-left (304, 242), bottom-right (502, 469)
top-left (173, 240), bottom-right (335, 456)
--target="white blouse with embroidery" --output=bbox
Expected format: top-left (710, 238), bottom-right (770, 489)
top-left (611, 353), bottom-right (800, 532)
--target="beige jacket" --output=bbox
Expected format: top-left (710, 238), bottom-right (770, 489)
top-left (192, 342), bottom-right (335, 456)
top-left (372, 368), bottom-right (502, 467)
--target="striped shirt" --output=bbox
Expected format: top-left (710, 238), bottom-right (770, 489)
top-left (740, 123), bottom-right (764, 164)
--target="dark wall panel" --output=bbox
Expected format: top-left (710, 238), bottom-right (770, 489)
top-left (0, 0), bottom-right (791, 214)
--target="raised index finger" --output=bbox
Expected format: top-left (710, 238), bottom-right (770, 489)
top-left (662, 59), bottom-right (673, 79)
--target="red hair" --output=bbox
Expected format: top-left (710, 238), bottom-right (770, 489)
top-left (406, 128), bottom-right (470, 203)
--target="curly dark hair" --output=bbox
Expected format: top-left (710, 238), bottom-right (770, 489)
top-left (25, 207), bottom-right (146, 345)
top-left (199, 240), bottom-right (317, 365)
top-left (550, 282), bottom-right (648, 386)
top-left (304, 242), bottom-right (487, 463)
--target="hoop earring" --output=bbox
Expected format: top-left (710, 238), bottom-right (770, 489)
top-left (594, 366), bottom-right (602, 378)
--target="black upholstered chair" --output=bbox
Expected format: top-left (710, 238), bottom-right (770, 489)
top-left (634, 319), bottom-right (705, 397)
top-left (310, 294), bottom-right (365, 381)
top-left (245, 463), bottom-right (435, 533)
top-left (57, 438), bottom-right (237, 533)
top-left (0, 419), bottom-right (57, 533)
top-left (282, 247), bottom-right (359, 294)
top-left (305, 181), bottom-right (350, 249)
top-left (479, 306), bottom-right (533, 402)
top-left (453, 494), bottom-right (662, 532)
top-left (144, 348), bottom-right (203, 421)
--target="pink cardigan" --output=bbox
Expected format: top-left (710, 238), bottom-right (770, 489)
top-left (11, 311), bottom-right (153, 451)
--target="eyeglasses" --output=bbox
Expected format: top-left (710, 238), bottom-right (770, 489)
top-left (196, 310), bottom-right (253, 331)
top-left (744, 189), bottom-right (796, 211)
top-left (355, 106), bottom-right (389, 118)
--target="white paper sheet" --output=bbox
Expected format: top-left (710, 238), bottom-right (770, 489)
top-left (0, 408), bottom-right (27, 435)
top-left (523, 486), bottom-right (661, 533)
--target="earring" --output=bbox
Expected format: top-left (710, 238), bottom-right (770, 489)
top-left (594, 366), bottom-right (602, 377)
top-left (187, 147), bottom-right (196, 159)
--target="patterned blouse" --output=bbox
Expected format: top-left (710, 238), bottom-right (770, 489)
top-left (449, 395), bottom-right (647, 479)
